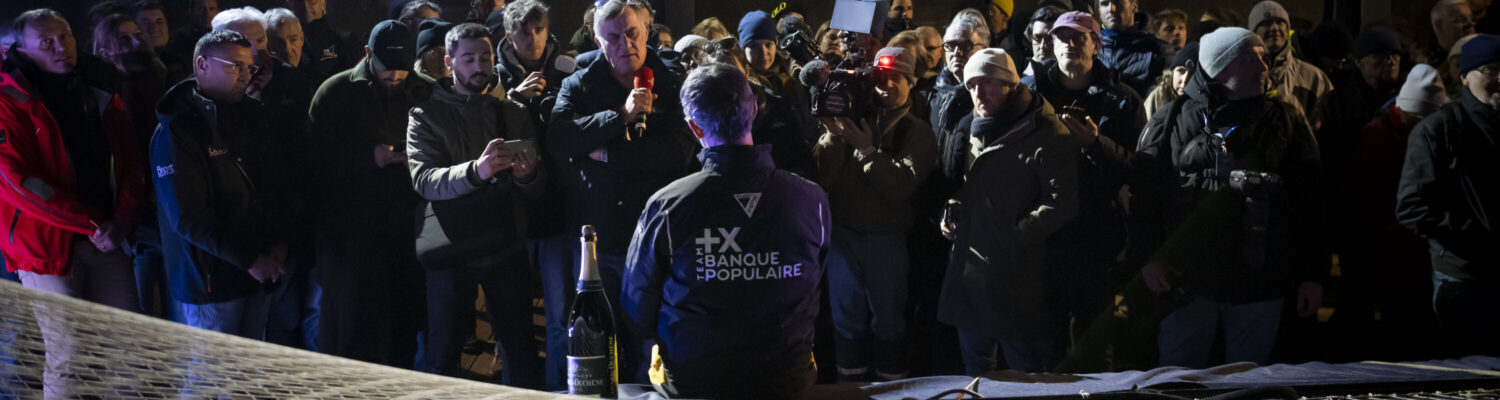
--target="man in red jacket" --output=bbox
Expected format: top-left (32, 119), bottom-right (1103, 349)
top-left (0, 11), bottom-right (147, 395)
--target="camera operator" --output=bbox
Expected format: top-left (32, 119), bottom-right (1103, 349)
top-left (1133, 27), bottom-right (1325, 369)
top-left (813, 47), bottom-right (936, 382)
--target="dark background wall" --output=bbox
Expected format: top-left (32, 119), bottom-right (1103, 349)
top-left (0, 0), bottom-right (1445, 58)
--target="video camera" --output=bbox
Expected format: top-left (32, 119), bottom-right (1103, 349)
top-left (812, 0), bottom-right (891, 118)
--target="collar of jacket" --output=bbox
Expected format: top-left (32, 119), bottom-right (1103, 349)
top-left (1460, 86), bottom-right (1500, 128)
top-left (3, 47), bottom-right (123, 98)
top-left (1039, 59), bottom-right (1122, 99)
top-left (698, 144), bottom-right (775, 173)
top-left (498, 34), bottom-right (559, 75)
top-left (973, 88), bottom-right (1044, 146)
top-left (156, 78), bottom-right (228, 132)
top-left (1101, 27), bottom-right (1152, 48)
top-left (412, 59), bottom-right (440, 84)
top-left (872, 99), bottom-right (913, 140)
top-left (350, 57), bottom-right (380, 86)
top-left (1184, 65), bottom-right (1267, 128)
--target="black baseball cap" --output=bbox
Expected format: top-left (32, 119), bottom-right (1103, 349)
top-left (368, 19), bottom-right (415, 72)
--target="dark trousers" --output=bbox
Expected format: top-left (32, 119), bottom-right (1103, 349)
top-left (133, 223), bottom-right (183, 323)
top-left (956, 328), bottom-right (1062, 375)
top-left (1433, 271), bottom-right (1500, 357)
top-left (423, 251), bottom-right (542, 389)
top-left (530, 233), bottom-right (578, 392)
top-left (827, 228), bottom-right (909, 380)
top-left (599, 252), bottom-right (653, 385)
top-left (317, 239), bottom-right (424, 369)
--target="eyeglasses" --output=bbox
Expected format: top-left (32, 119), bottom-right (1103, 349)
top-left (942, 41), bottom-right (975, 53)
top-left (204, 55), bottom-right (259, 76)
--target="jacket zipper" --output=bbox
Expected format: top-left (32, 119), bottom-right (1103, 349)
top-left (7, 209), bottom-right (19, 244)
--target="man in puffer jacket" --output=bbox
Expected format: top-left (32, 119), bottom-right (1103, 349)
top-left (1096, 0), bottom-right (1166, 96)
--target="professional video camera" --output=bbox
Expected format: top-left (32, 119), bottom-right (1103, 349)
top-left (778, 14), bottom-right (819, 65)
top-left (811, 0), bottom-right (890, 118)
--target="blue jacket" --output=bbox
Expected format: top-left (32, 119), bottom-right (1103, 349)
top-left (622, 144), bottom-right (829, 383)
top-left (151, 79), bottom-right (284, 304)
top-left (1100, 28), bottom-right (1167, 97)
top-left (549, 51), bottom-right (698, 257)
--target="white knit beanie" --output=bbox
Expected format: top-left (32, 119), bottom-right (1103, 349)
top-left (963, 48), bottom-right (1019, 86)
top-left (1199, 27), bottom-right (1266, 79)
top-left (1397, 64), bottom-right (1447, 116)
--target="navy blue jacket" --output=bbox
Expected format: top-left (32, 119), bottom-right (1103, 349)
top-left (549, 51), bottom-right (698, 256)
top-left (151, 79), bottom-right (285, 304)
top-left (1100, 28), bottom-right (1167, 97)
top-left (622, 144), bottom-right (829, 381)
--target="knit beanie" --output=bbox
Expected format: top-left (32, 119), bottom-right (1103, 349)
top-left (964, 48), bottom-right (1019, 85)
top-left (1198, 27), bottom-right (1265, 79)
top-left (1397, 64), bottom-right (1448, 116)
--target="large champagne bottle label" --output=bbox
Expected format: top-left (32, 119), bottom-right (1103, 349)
top-left (567, 225), bottom-right (618, 398)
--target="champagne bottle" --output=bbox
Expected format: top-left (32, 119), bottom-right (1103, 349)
top-left (567, 225), bottom-right (618, 397)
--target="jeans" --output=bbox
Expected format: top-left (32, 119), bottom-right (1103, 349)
top-left (530, 233), bottom-right (578, 391)
top-left (18, 239), bottom-right (140, 400)
top-left (955, 328), bottom-right (1063, 375)
top-left (422, 251), bottom-right (542, 389)
top-left (827, 227), bottom-right (909, 380)
top-left (180, 288), bottom-right (273, 399)
top-left (1432, 271), bottom-right (1500, 357)
top-left (1158, 296), bottom-right (1284, 368)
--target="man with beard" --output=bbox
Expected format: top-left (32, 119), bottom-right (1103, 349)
top-left (308, 19), bottom-right (427, 368)
top-left (408, 22), bottom-right (544, 387)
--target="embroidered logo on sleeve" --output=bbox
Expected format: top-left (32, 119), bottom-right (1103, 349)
top-left (156, 164), bottom-right (175, 178)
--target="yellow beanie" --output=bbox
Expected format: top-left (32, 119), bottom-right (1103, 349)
top-left (991, 0), bottom-right (1014, 17)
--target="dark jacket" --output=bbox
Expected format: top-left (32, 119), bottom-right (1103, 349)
top-left (1099, 27), bottom-right (1167, 97)
top-left (302, 18), bottom-right (362, 80)
top-left (918, 70), bottom-right (976, 224)
top-left (622, 144), bottom-right (828, 394)
top-left (407, 77), bottom-right (544, 264)
top-left (814, 101), bottom-right (937, 234)
top-left (495, 34), bottom-right (573, 126)
top-left (1315, 70), bottom-right (1398, 254)
top-left (938, 91), bottom-right (1079, 341)
top-left (1024, 61), bottom-right (1144, 283)
top-left (308, 57), bottom-right (427, 268)
top-left (151, 79), bottom-right (282, 304)
top-left (1396, 88), bottom-right (1499, 284)
top-left (751, 85), bottom-right (817, 178)
top-left (549, 52), bottom-right (698, 256)
top-left (1133, 70), bottom-right (1327, 303)
top-left (0, 52), bottom-right (147, 276)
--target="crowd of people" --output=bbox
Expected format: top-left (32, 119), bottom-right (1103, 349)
top-left (0, 0), bottom-right (1497, 398)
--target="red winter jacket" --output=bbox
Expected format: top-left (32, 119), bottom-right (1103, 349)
top-left (0, 62), bottom-right (147, 276)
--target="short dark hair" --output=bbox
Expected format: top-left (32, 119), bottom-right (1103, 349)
top-left (10, 9), bottom-right (70, 49)
top-left (89, 2), bottom-right (127, 26)
top-left (130, 0), bottom-right (165, 16)
top-left (444, 22), bottom-right (489, 53)
top-left (1025, 6), bottom-right (1067, 41)
top-left (681, 63), bottom-right (757, 143)
top-left (501, 0), bottom-right (549, 34)
top-left (193, 28), bottom-right (250, 61)
top-left (400, 1), bottom-right (442, 22)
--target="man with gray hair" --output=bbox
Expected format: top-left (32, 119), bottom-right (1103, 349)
top-left (623, 62), bottom-right (829, 399)
top-left (550, 0), bottom-right (696, 383)
top-left (264, 8), bottom-right (304, 69)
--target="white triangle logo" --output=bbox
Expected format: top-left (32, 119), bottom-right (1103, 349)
top-left (734, 193), bottom-right (762, 218)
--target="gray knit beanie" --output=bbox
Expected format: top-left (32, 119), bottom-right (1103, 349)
top-left (1199, 27), bottom-right (1265, 79)
top-left (1248, 1), bottom-right (1290, 31)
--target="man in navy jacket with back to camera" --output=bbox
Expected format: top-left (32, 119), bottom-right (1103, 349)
top-left (623, 62), bottom-right (830, 400)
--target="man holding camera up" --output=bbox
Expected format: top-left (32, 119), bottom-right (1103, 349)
top-left (549, 0), bottom-right (697, 383)
top-left (407, 23), bottom-right (544, 388)
top-left (1133, 27), bottom-right (1325, 369)
top-left (814, 47), bottom-right (936, 382)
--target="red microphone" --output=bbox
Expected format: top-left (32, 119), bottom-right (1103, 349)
top-left (631, 67), bottom-right (655, 137)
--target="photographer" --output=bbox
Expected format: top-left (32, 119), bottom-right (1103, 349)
top-left (496, 0), bottom-right (573, 127)
top-left (1133, 27), bottom-right (1325, 369)
top-left (1020, 10), bottom-right (1145, 341)
top-left (813, 47), bottom-right (936, 382)
top-left (937, 48), bottom-right (1078, 375)
top-left (407, 23), bottom-right (544, 387)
